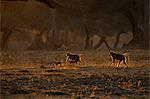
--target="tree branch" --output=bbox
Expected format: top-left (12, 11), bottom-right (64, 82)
top-left (37, 0), bottom-right (63, 8)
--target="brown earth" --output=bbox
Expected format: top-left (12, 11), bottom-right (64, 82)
top-left (0, 50), bottom-right (149, 99)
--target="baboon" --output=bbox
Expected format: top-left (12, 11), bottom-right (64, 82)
top-left (109, 51), bottom-right (128, 68)
top-left (40, 65), bottom-right (45, 68)
top-left (66, 53), bottom-right (82, 64)
top-left (54, 61), bottom-right (62, 66)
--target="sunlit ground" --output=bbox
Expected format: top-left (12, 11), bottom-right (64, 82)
top-left (0, 50), bottom-right (149, 99)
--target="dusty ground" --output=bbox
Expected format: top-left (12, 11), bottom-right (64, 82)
top-left (0, 50), bottom-right (149, 99)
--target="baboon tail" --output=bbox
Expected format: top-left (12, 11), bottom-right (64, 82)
top-left (79, 57), bottom-right (83, 63)
top-left (79, 54), bottom-right (85, 64)
top-left (125, 56), bottom-right (129, 64)
top-left (123, 52), bottom-right (129, 64)
top-left (125, 56), bottom-right (128, 64)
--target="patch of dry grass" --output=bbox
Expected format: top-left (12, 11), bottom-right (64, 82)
top-left (0, 50), bottom-right (149, 98)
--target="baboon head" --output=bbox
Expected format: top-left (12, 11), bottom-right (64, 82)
top-left (66, 52), bottom-right (71, 56)
top-left (109, 51), bottom-right (115, 55)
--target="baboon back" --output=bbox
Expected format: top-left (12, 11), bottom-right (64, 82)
top-left (113, 54), bottom-right (125, 60)
top-left (68, 55), bottom-right (80, 61)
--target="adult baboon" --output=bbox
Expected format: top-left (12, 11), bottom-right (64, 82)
top-left (66, 53), bottom-right (82, 64)
top-left (109, 51), bottom-right (128, 68)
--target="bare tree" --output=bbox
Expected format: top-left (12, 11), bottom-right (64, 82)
top-left (84, 25), bottom-right (91, 49)
top-left (93, 36), bottom-right (111, 50)
top-left (113, 31), bottom-right (127, 49)
top-left (89, 0), bottom-right (149, 49)
top-left (1, 28), bottom-right (13, 50)
top-left (36, 0), bottom-right (63, 50)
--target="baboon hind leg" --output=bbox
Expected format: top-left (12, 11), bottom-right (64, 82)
top-left (79, 58), bottom-right (83, 63)
top-left (117, 61), bottom-right (121, 68)
top-left (123, 60), bottom-right (128, 68)
top-left (113, 60), bottom-right (116, 67)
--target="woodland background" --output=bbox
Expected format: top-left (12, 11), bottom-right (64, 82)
top-left (0, 0), bottom-right (149, 51)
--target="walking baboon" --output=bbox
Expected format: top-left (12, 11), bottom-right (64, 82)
top-left (40, 65), bottom-right (45, 68)
top-left (66, 53), bottom-right (82, 64)
top-left (109, 51), bottom-right (128, 68)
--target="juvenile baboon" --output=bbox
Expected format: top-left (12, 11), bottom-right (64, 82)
top-left (54, 61), bottom-right (62, 66)
top-left (53, 57), bottom-right (62, 66)
top-left (66, 53), bottom-right (82, 64)
top-left (109, 51), bottom-right (128, 68)
top-left (40, 65), bottom-right (45, 68)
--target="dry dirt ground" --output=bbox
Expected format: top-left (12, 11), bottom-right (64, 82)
top-left (0, 50), bottom-right (149, 99)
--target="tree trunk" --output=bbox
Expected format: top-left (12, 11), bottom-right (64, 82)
top-left (113, 31), bottom-right (126, 49)
top-left (84, 25), bottom-right (91, 49)
top-left (1, 29), bottom-right (13, 50)
top-left (51, 9), bottom-right (59, 50)
top-left (37, 0), bottom-right (62, 8)
top-left (144, 0), bottom-right (149, 35)
top-left (123, 10), bottom-right (149, 49)
top-left (93, 36), bottom-right (111, 50)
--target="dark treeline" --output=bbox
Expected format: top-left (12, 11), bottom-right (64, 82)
top-left (0, 0), bottom-right (149, 50)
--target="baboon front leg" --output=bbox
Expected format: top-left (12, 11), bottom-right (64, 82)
top-left (113, 60), bottom-right (116, 67)
top-left (65, 56), bottom-right (69, 62)
top-left (109, 60), bottom-right (115, 68)
top-left (108, 62), bottom-right (113, 68)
